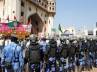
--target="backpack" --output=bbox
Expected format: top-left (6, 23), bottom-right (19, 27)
top-left (68, 45), bottom-right (76, 58)
top-left (48, 40), bottom-right (57, 57)
top-left (28, 43), bottom-right (40, 63)
top-left (48, 47), bottom-right (56, 57)
top-left (60, 44), bottom-right (68, 58)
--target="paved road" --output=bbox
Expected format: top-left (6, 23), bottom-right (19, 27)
top-left (75, 67), bottom-right (97, 72)
top-left (82, 68), bottom-right (97, 72)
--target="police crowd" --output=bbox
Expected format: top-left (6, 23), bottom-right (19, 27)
top-left (0, 34), bottom-right (97, 72)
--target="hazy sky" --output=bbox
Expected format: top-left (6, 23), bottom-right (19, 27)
top-left (54, 0), bottom-right (97, 30)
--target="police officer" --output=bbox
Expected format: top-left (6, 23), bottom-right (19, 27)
top-left (1, 35), bottom-right (24, 72)
top-left (39, 37), bottom-right (48, 62)
top-left (94, 39), bottom-right (97, 67)
top-left (11, 36), bottom-right (24, 72)
top-left (59, 39), bottom-right (69, 72)
top-left (25, 35), bottom-right (41, 72)
top-left (46, 37), bottom-right (57, 72)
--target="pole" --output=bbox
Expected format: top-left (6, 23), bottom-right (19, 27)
top-left (2, 0), bottom-right (5, 22)
top-left (3, 0), bottom-right (5, 16)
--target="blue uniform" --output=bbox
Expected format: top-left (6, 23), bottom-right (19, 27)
top-left (1, 42), bottom-right (24, 72)
top-left (39, 40), bottom-right (47, 53)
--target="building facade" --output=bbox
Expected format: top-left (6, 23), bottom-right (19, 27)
top-left (0, 0), bottom-right (56, 36)
top-left (63, 27), bottom-right (76, 36)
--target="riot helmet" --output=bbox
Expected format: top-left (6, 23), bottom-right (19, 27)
top-left (11, 34), bottom-right (18, 44)
top-left (41, 37), bottom-right (46, 41)
top-left (30, 35), bottom-right (38, 44)
top-left (49, 37), bottom-right (57, 48)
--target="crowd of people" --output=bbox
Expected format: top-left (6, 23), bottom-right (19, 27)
top-left (0, 34), bottom-right (97, 72)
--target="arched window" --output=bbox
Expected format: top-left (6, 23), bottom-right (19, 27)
top-left (21, 12), bottom-right (24, 16)
top-left (45, 21), bottom-right (46, 24)
top-left (49, 7), bottom-right (51, 10)
top-left (29, 7), bottom-right (31, 11)
top-left (21, 1), bottom-right (24, 7)
top-left (52, 3), bottom-right (54, 5)
top-left (38, 0), bottom-right (41, 2)
top-left (49, 20), bottom-right (50, 24)
top-left (52, 8), bottom-right (54, 10)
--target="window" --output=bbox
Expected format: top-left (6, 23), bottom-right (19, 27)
top-left (29, 7), bottom-right (31, 11)
top-left (37, 28), bottom-right (39, 32)
top-left (49, 20), bottom-right (50, 24)
top-left (45, 21), bottom-right (46, 24)
top-left (41, 13), bottom-right (43, 16)
top-left (21, 12), bottom-right (24, 16)
top-left (21, 1), bottom-right (24, 7)
top-left (47, 2), bottom-right (49, 5)
top-left (52, 8), bottom-right (54, 10)
top-left (42, 2), bottom-right (44, 6)
top-left (50, 2), bottom-right (51, 5)
top-left (38, 0), bottom-right (41, 2)
top-left (36, 21), bottom-right (38, 26)
top-left (45, 14), bottom-right (47, 17)
top-left (52, 3), bottom-right (54, 5)
top-left (45, 5), bottom-right (47, 8)
top-left (13, 11), bottom-right (15, 13)
top-left (49, 7), bottom-right (51, 10)
top-left (88, 31), bottom-right (93, 35)
top-left (44, 27), bottom-right (46, 32)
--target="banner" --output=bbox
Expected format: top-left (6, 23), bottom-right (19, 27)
top-left (8, 21), bottom-right (18, 28)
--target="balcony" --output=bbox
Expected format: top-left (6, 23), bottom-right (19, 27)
top-left (28, 0), bottom-right (56, 13)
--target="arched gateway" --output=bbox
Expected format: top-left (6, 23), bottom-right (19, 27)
top-left (28, 13), bottom-right (44, 35)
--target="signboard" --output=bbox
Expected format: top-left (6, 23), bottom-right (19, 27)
top-left (22, 24), bottom-right (32, 33)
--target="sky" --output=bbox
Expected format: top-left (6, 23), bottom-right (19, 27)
top-left (54, 0), bottom-right (97, 30)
